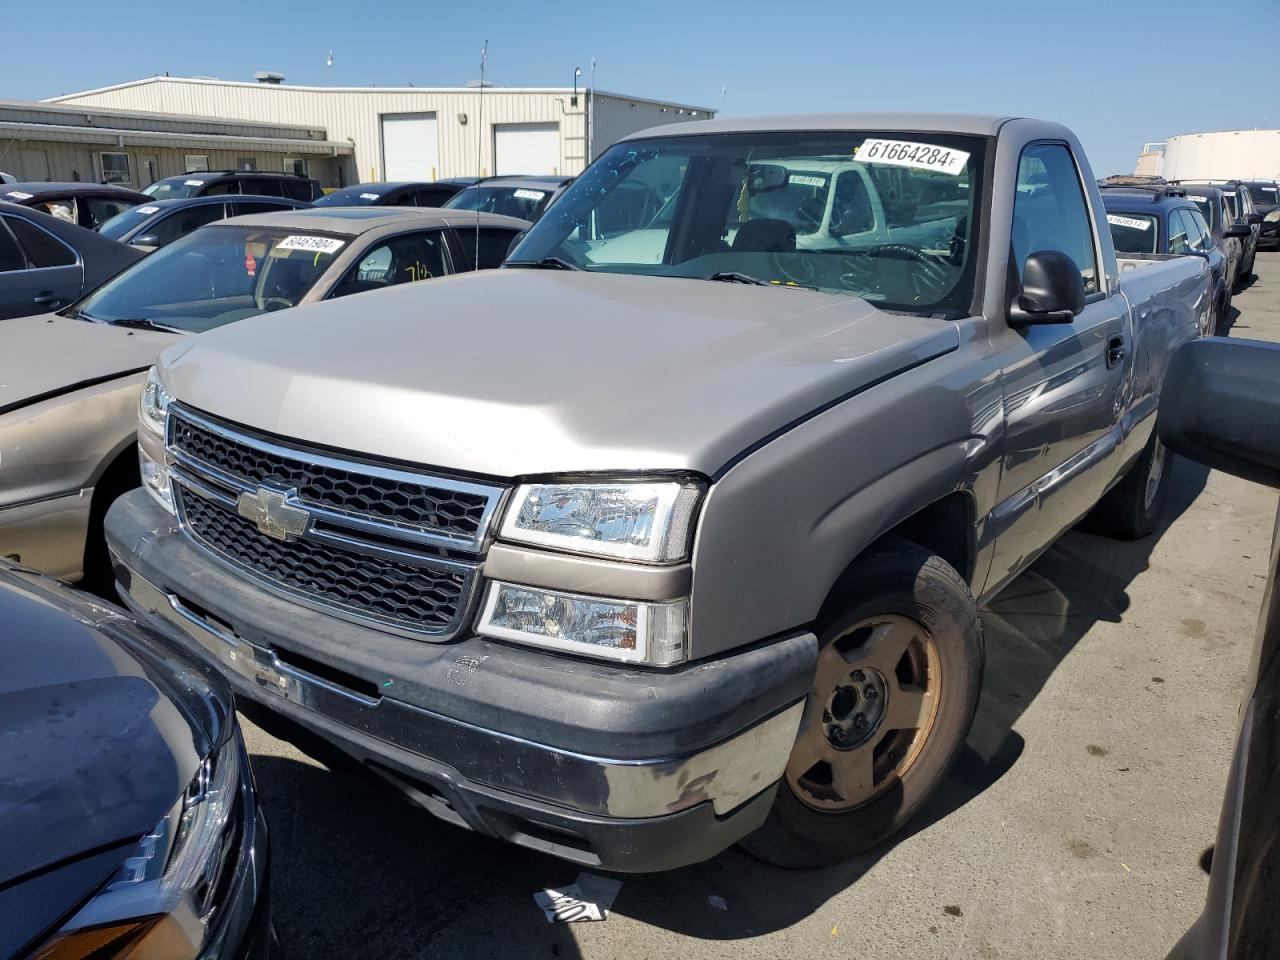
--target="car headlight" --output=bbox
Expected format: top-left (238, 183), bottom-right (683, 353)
top-left (479, 580), bottom-right (687, 665)
top-left (32, 731), bottom-right (246, 960)
top-left (139, 366), bottom-right (171, 436)
top-left (498, 480), bottom-right (702, 562)
top-left (1265, 210), bottom-right (1280, 222)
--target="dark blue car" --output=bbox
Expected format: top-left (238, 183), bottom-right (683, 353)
top-left (1100, 184), bottom-right (1237, 334)
top-left (98, 194), bottom-right (311, 252)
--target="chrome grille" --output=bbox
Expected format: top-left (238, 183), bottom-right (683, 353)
top-left (166, 404), bottom-right (503, 639)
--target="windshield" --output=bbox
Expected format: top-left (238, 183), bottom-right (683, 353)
top-left (1249, 185), bottom-right (1278, 205)
top-left (1105, 212), bottom-right (1159, 253)
top-left (444, 185), bottom-right (550, 220)
top-left (313, 186), bottom-right (385, 207)
top-left (143, 178), bottom-right (206, 200)
top-left (98, 204), bottom-right (161, 240)
top-left (507, 131), bottom-right (986, 315)
top-left (67, 225), bottom-right (347, 333)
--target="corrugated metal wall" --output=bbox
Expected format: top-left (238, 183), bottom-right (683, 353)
top-left (54, 78), bottom-right (712, 182)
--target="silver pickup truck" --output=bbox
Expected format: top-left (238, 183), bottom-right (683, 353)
top-left (106, 114), bottom-right (1210, 872)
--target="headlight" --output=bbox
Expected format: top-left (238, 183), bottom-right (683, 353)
top-left (1265, 210), bottom-right (1280, 222)
top-left (32, 732), bottom-right (245, 960)
top-left (139, 366), bottom-right (171, 436)
top-left (498, 480), bottom-right (702, 562)
top-left (479, 581), bottom-right (687, 665)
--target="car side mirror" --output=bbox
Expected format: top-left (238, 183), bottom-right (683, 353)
top-left (1157, 337), bottom-right (1280, 489)
top-left (1225, 223), bottom-right (1251, 238)
top-left (505, 229), bottom-right (528, 260)
top-left (1248, 213), bottom-right (1264, 226)
top-left (1008, 250), bottom-right (1085, 326)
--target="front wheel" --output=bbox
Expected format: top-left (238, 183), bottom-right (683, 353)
top-left (739, 538), bottom-right (983, 869)
top-left (1088, 429), bottom-right (1171, 540)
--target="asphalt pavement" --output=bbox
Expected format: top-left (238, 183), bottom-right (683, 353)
top-left (242, 252), bottom-right (1280, 959)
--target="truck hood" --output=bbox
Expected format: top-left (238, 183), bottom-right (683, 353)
top-left (160, 270), bottom-right (959, 477)
top-left (0, 314), bottom-right (179, 415)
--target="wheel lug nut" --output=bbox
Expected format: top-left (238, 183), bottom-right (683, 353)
top-left (853, 714), bottom-right (868, 729)
top-left (822, 710), bottom-right (832, 722)
top-left (852, 670), bottom-right (866, 683)
top-left (888, 749), bottom-right (901, 763)
top-left (832, 727), bottom-right (846, 742)
top-left (864, 687), bottom-right (879, 700)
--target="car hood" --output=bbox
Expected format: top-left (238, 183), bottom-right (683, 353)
top-left (160, 270), bottom-right (959, 477)
top-left (0, 314), bottom-right (179, 415)
top-left (0, 566), bottom-right (229, 889)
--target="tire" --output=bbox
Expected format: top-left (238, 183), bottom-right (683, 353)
top-left (1088, 429), bottom-right (1171, 541)
top-left (80, 449), bottom-right (140, 599)
top-left (739, 537), bottom-right (983, 869)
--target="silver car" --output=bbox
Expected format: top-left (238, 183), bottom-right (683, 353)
top-left (0, 207), bottom-right (527, 587)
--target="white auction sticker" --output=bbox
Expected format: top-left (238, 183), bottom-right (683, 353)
top-left (137, 205), bottom-right (160, 215)
top-left (359, 192), bottom-right (380, 200)
top-left (1106, 214), bottom-right (1151, 231)
top-left (275, 235), bottom-right (346, 254)
top-left (1188, 195), bottom-right (1208, 203)
top-left (5, 190), bottom-right (33, 200)
top-left (513, 188), bottom-right (546, 201)
top-left (788, 174), bottom-right (826, 187)
top-left (184, 179), bottom-right (205, 187)
top-left (856, 139), bottom-right (970, 176)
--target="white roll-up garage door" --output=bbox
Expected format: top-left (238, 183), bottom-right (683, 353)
top-left (381, 113), bottom-right (440, 181)
top-left (494, 122), bottom-right (560, 176)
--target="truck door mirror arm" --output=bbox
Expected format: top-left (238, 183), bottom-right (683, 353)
top-left (1008, 249), bottom-right (1086, 326)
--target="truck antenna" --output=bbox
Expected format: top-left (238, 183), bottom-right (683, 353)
top-left (476, 40), bottom-right (487, 270)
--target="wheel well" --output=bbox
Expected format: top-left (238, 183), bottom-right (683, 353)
top-left (82, 444), bottom-right (140, 576)
top-left (880, 492), bottom-right (975, 584)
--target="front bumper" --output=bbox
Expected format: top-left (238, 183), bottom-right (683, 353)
top-left (106, 490), bottom-right (814, 872)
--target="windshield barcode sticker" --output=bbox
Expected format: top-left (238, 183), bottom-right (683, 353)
top-left (184, 179), bottom-right (205, 187)
top-left (513, 189), bottom-right (546, 201)
top-left (788, 174), bottom-right (826, 187)
top-left (856, 139), bottom-right (970, 176)
top-left (360, 192), bottom-right (380, 200)
top-left (5, 190), bottom-right (33, 200)
top-left (276, 235), bottom-right (346, 254)
top-left (1107, 214), bottom-right (1151, 231)
top-left (137, 205), bottom-right (160, 215)
top-left (1188, 195), bottom-right (1208, 203)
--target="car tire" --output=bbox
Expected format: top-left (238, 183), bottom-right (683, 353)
top-left (1089, 428), bottom-right (1172, 541)
top-left (739, 537), bottom-right (983, 869)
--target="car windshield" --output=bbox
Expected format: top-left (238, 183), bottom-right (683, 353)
top-left (143, 178), bottom-right (205, 200)
top-left (65, 224), bottom-right (347, 333)
top-left (98, 204), bottom-right (161, 240)
top-left (1250, 185), bottom-right (1278, 204)
top-left (1105, 212), bottom-right (1159, 253)
top-left (444, 185), bottom-right (549, 220)
top-left (507, 131), bottom-right (986, 315)
top-left (313, 186), bottom-right (385, 207)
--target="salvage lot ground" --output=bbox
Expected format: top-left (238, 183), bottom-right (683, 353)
top-left (241, 254), bottom-right (1280, 959)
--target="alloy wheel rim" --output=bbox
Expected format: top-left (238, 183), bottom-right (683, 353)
top-left (787, 613), bottom-right (942, 812)
top-left (1144, 437), bottom-right (1168, 510)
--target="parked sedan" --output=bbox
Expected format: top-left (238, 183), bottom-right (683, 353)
top-left (0, 561), bottom-right (270, 960)
top-left (2, 181), bottom-right (150, 229)
top-left (443, 175), bottom-right (572, 221)
top-left (0, 201), bottom-right (143, 320)
top-left (99, 194), bottom-right (312, 252)
top-left (1101, 185), bottom-right (1238, 332)
top-left (0, 207), bottom-right (528, 586)
top-left (1159, 337), bottom-right (1280, 959)
top-left (314, 180), bottom-right (469, 208)
top-left (1241, 179), bottom-right (1280, 250)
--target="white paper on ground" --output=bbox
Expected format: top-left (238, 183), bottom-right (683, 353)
top-left (533, 873), bottom-right (623, 922)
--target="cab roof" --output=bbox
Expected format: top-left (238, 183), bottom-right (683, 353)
top-left (215, 206), bottom-right (529, 235)
top-left (623, 113), bottom-right (1018, 141)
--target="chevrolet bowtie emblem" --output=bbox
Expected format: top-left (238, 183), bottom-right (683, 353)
top-left (236, 487), bottom-right (310, 541)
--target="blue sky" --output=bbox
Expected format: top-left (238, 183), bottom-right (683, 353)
top-left (5, 0), bottom-right (1277, 176)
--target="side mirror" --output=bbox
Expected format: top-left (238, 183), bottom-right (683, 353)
top-left (1157, 337), bottom-right (1280, 488)
top-left (1224, 223), bottom-right (1251, 239)
top-left (1248, 213), bottom-right (1264, 226)
top-left (504, 229), bottom-right (528, 260)
top-left (1008, 250), bottom-right (1085, 326)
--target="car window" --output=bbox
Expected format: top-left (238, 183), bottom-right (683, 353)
top-left (84, 196), bottom-right (139, 229)
top-left (1223, 192), bottom-right (1239, 221)
top-left (229, 200), bottom-right (296, 216)
top-left (0, 218), bottom-right (28, 272)
top-left (331, 231), bottom-right (449, 299)
top-left (1187, 208), bottom-right (1212, 247)
top-left (1012, 143), bottom-right (1099, 294)
top-left (201, 181), bottom-right (236, 196)
top-left (416, 187), bottom-right (457, 207)
top-left (1168, 210), bottom-right (1192, 255)
top-left (444, 185), bottom-right (547, 220)
top-left (282, 179), bottom-right (314, 202)
top-left (1105, 211), bottom-right (1158, 254)
top-left (240, 178), bottom-right (282, 198)
top-left (8, 216), bottom-right (76, 267)
top-left (144, 179), bottom-right (200, 200)
top-left (830, 170), bottom-right (875, 236)
top-left (1181, 209), bottom-right (1208, 251)
top-left (140, 203), bottom-right (228, 248)
top-left (451, 227), bottom-right (520, 271)
top-left (34, 199), bottom-right (77, 224)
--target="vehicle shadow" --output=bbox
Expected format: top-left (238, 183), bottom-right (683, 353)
top-left (247, 457), bottom-right (1210, 950)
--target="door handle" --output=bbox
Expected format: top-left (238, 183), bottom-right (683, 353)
top-left (1106, 335), bottom-right (1126, 368)
top-left (32, 292), bottom-right (61, 306)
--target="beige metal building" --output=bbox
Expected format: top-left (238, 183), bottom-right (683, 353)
top-left (0, 98), bottom-right (353, 188)
top-left (1135, 130), bottom-right (1280, 180)
top-left (47, 75), bottom-right (715, 187)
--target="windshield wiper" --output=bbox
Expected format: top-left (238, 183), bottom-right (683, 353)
top-left (506, 257), bottom-right (583, 271)
top-left (108, 317), bottom-right (183, 334)
top-left (706, 271), bottom-right (774, 286)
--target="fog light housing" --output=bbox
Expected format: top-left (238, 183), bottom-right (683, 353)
top-left (478, 581), bottom-right (687, 666)
top-left (139, 443), bottom-right (174, 513)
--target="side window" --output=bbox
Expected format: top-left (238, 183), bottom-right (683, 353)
top-left (830, 171), bottom-right (874, 236)
top-left (331, 231), bottom-right (449, 299)
top-left (240, 178), bottom-right (284, 197)
top-left (451, 227), bottom-right (519, 270)
top-left (230, 200), bottom-right (294, 216)
top-left (142, 203), bottom-right (227, 247)
top-left (1168, 210), bottom-right (1191, 255)
top-left (1181, 209), bottom-right (1206, 251)
top-left (202, 181), bottom-right (236, 196)
top-left (85, 197), bottom-right (137, 229)
top-left (281, 179), bottom-right (314, 202)
top-left (0, 218), bottom-right (28, 272)
top-left (1188, 209), bottom-right (1213, 250)
top-left (416, 188), bottom-right (456, 207)
top-left (1011, 143), bottom-right (1100, 294)
top-left (8, 217), bottom-right (76, 267)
